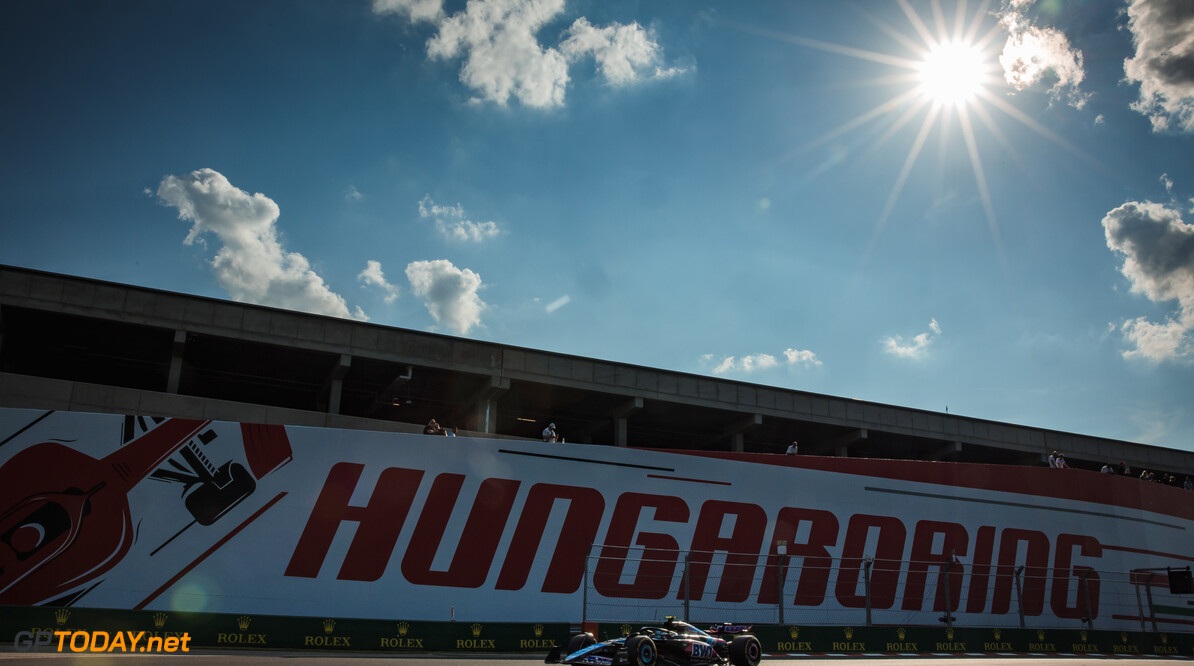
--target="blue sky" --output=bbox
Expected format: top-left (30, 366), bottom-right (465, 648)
top-left (3, 0), bottom-right (1193, 450)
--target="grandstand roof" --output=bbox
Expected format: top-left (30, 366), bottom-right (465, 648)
top-left (2, 264), bottom-right (1191, 476)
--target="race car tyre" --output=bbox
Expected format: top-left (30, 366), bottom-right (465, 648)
top-left (625, 635), bottom-right (657, 666)
top-left (729, 635), bottom-right (762, 666)
top-left (566, 633), bottom-right (596, 654)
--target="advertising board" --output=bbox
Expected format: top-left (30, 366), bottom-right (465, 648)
top-left (1, 408), bottom-right (1190, 631)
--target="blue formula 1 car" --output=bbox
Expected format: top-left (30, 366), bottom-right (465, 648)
top-left (545, 618), bottom-right (762, 666)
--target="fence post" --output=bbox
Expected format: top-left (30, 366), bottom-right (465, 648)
top-left (863, 556), bottom-right (873, 627)
top-left (1014, 565), bottom-right (1026, 629)
top-left (1080, 570), bottom-right (1093, 630)
top-left (776, 542), bottom-right (788, 626)
top-left (582, 544), bottom-right (590, 626)
top-left (1145, 573), bottom-right (1158, 632)
top-left (683, 550), bottom-right (691, 622)
top-left (1134, 576), bottom-right (1147, 632)
top-left (940, 557), bottom-right (956, 628)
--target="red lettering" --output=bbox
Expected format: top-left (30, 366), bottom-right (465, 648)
top-left (992, 528), bottom-right (1049, 615)
top-left (593, 492), bottom-right (689, 599)
top-left (681, 500), bottom-right (767, 602)
top-left (835, 514), bottom-right (905, 609)
top-left (495, 483), bottom-right (605, 593)
top-left (965, 525), bottom-right (996, 613)
top-left (757, 507), bottom-right (838, 606)
top-left (902, 520), bottom-right (967, 612)
top-left (401, 475), bottom-right (520, 587)
top-left (284, 463), bottom-right (424, 581)
top-left (1051, 533), bottom-right (1102, 619)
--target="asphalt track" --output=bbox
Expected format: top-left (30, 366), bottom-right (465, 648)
top-left (2, 652), bottom-right (1191, 665)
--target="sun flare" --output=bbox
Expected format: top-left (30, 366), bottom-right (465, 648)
top-left (746, 0), bottom-right (1089, 271)
top-left (918, 41), bottom-right (986, 105)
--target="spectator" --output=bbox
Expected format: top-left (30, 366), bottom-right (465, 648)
top-left (1049, 451), bottom-right (1059, 468)
top-left (786, 441), bottom-right (799, 455)
top-left (1118, 461), bottom-right (1130, 476)
top-left (1185, 477), bottom-right (1192, 491)
top-left (424, 419), bottom-right (444, 435)
top-left (1053, 453), bottom-right (1068, 469)
top-left (448, 426), bottom-right (458, 437)
top-left (1100, 462), bottom-right (1114, 474)
top-left (542, 422), bottom-right (558, 442)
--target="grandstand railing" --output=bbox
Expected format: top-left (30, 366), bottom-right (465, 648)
top-left (580, 545), bottom-right (1191, 631)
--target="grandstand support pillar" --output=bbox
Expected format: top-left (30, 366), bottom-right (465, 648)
top-left (467, 375), bottom-right (509, 434)
top-left (0, 304), bottom-right (5, 358)
top-left (818, 428), bottom-right (867, 456)
top-left (612, 397), bottom-right (643, 447)
top-left (326, 354), bottom-right (351, 415)
top-left (166, 330), bottom-right (186, 394)
top-left (933, 441), bottom-right (962, 461)
top-left (709, 413), bottom-right (761, 452)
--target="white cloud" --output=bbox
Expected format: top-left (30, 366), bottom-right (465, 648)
top-left (418, 194), bottom-right (501, 242)
top-left (358, 260), bottom-right (400, 303)
top-left (713, 354), bottom-right (777, 375)
top-left (1102, 201), bottom-right (1194, 361)
top-left (706, 354), bottom-right (777, 375)
top-left (405, 259), bottom-right (487, 334)
top-left (545, 294), bottom-right (570, 313)
top-left (1123, 0), bottom-right (1194, 133)
top-left (1161, 173), bottom-right (1174, 193)
top-left (711, 356), bottom-right (736, 375)
top-left (346, 185), bottom-right (363, 201)
top-left (704, 346), bottom-right (822, 375)
top-left (560, 17), bottom-right (684, 86)
top-left (1120, 316), bottom-right (1191, 361)
top-left (783, 348), bottom-right (823, 367)
top-left (373, 0), bottom-right (444, 23)
top-left (741, 354), bottom-right (778, 372)
top-left (1094, 113), bottom-right (1105, 125)
top-left (998, 8), bottom-right (1090, 109)
top-left (374, 0), bottom-right (681, 109)
top-left (883, 319), bottom-right (941, 358)
top-left (156, 168), bottom-right (366, 320)
top-left (425, 0), bottom-right (569, 109)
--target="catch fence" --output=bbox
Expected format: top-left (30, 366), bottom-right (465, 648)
top-left (581, 545), bottom-right (1191, 631)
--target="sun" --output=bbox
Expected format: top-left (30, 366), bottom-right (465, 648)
top-left (918, 41), bottom-right (986, 105)
top-left (740, 0), bottom-right (1088, 270)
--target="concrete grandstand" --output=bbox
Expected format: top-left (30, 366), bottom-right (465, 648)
top-left (2, 263), bottom-right (1191, 478)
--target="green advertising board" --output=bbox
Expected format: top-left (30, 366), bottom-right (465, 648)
top-left (3, 605), bottom-right (1190, 658)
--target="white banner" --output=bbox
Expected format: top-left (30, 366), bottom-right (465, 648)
top-left (1, 408), bottom-right (1190, 629)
